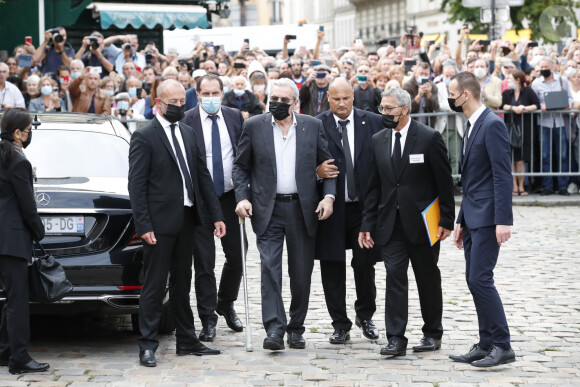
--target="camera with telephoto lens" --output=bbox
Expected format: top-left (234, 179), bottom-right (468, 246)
top-left (88, 36), bottom-right (99, 50)
top-left (145, 50), bottom-right (153, 63)
top-left (122, 42), bottom-right (132, 51)
top-left (50, 28), bottom-right (64, 44)
top-left (119, 108), bottom-right (127, 116)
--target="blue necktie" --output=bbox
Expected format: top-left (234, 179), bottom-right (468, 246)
top-left (209, 115), bottom-right (224, 196)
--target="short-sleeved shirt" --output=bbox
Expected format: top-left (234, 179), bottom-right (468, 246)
top-left (531, 74), bottom-right (574, 128)
top-left (41, 43), bottom-right (75, 77)
top-left (0, 81), bottom-right (26, 109)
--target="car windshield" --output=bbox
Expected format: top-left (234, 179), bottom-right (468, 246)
top-left (26, 130), bottom-right (129, 178)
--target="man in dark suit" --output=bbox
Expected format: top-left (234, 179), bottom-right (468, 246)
top-left (181, 74), bottom-right (247, 342)
top-left (128, 79), bottom-right (226, 367)
top-left (359, 87), bottom-right (455, 357)
top-left (233, 78), bottom-right (336, 351)
top-left (448, 72), bottom-right (515, 367)
top-left (314, 77), bottom-right (382, 344)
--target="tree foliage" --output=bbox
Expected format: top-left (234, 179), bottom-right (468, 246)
top-left (438, 0), bottom-right (579, 42)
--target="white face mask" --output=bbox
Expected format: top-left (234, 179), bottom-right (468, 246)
top-left (474, 67), bottom-right (487, 79)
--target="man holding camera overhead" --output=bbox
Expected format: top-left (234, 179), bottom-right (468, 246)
top-left (74, 32), bottom-right (114, 77)
top-left (33, 27), bottom-right (75, 77)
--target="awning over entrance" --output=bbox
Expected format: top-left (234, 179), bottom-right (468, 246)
top-left (88, 2), bottom-right (208, 29)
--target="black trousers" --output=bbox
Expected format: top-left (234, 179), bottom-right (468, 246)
top-left (256, 200), bottom-right (315, 336)
top-left (0, 255), bottom-right (32, 365)
top-left (192, 190), bottom-right (247, 326)
top-left (138, 207), bottom-right (199, 352)
top-left (381, 213), bottom-right (443, 344)
top-left (320, 203), bottom-right (377, 330)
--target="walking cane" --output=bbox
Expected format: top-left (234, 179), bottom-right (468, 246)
top-left (238, 206), bottom-right (253, 352)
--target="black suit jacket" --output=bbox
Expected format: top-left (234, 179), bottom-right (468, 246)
top-left (0, 151), bottom-right (45, 262)
top-left (181, 105), bottom-right (244, 161)
top-left (361, 119), bottom-right (455, 246)
top-left (128, 117), bottom-right (224, 236)
top-left (233, 112), bottom-right (336, 237)
top-left (222, 91), bottom-right (263, 117)
top-left (315, 107), bottom-right (382, 261)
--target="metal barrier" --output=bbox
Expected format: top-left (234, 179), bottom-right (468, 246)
top-left (119, 110), bottom-right (580, 185)
top-left (410, 110), bottom-right (580, 183)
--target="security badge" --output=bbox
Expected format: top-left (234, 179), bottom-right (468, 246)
top-left (409, 154), bottom-right (424, 164)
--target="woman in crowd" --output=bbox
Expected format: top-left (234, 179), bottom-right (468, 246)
top-left (388, 65), bottom-right (405, 88)
top-left (222, 75), bottom-right (263, 120)
top-left (0, 108), bottom-right (50, 375)
top-left (28, 76), bottom-right (65, 112)
top-left (501, 69), bottom-right (540, 196)
top-left (22, 74), bottom-right (40, 108)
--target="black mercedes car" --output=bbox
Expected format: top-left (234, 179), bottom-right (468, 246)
top-left (0, 113), bottom-right (173, 333)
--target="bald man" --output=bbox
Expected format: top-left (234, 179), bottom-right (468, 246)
top-left (129, 79), bottom-right (226, 367)
top-left (314, 78), bottom-right (383, 344)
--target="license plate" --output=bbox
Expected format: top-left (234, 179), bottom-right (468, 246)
top-left (41, 216), bottom-right (85, 235)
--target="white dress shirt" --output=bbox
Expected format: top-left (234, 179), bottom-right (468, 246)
top-left (200, 108), bottom-right (234, 193)
top-left (0, 81), bottom-right (26, 109)
top-left (272, 114), bottom-right (298, 194)
top-left (333, 110), bottom-right (357, 202)
top-left (156, 113), bottom-right (194, 207)
top-left (391, 118), bottom-right (411, 156)
top-left (466, 104), bottom-right (487, 139)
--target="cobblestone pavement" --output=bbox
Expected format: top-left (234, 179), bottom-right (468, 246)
top-left (1, 205), bottom-right (579, 386)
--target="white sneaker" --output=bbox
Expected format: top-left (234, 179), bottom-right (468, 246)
top-left (567, 182), bottom-right (579, 194)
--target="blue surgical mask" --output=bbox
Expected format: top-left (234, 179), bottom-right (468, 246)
top-left (233, 88), bottom-right (245, 97)
top-left (107, 90), bottom-right (115, 97)
top-left (565, 67), bottom-right (576, 78)
top-left (201, 96), bottom-right (222, 114)
top-left (444, 79), bottom-right (451, 87)
top-left (71, 72), bottom-right (81, 79)
top-left (117, 100), bottom-right (130, 110)
top-left (223, 86), bottom-right (229, 93)
top-left (41, 85), bottom-right (53, 96)
top-left (128, 87), bottom-right (137, 97)
top-left (508, 82), bottom-right (516, 90)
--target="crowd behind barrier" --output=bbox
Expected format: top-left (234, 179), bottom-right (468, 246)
top-left (2, 25), bottom-right (580, 193)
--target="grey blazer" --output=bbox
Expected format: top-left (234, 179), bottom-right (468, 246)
top-left (233, 112), bottom-right (336, 237)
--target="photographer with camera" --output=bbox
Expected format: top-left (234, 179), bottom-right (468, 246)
top-left (33, 27), bottom-right (75, 77)
top-left (112, 35), bottom-right (146, 74)
top-left (74, 32), bottom-right (114, 77)
top-left (403, 62), bottom-right (440, 128)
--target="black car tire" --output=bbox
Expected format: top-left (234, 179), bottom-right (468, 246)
top-left (131, 302), bottom-right (176, 335)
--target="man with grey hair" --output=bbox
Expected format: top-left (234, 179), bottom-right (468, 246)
top-left (0, 63), bottom-right (25, 110)
top-left (233, 77), bottom-right (336, 351)
top-left (359, 87), bottom-right (455, 357)
top-left (531, 56), bottom-right (574, 195)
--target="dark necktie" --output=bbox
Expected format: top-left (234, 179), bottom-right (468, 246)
top-left (169, 124), bottom-right (195, 203)
top-left (392, 131), bottom-right (402, 174)
top-left (338, 119), bottom-right (357, 200)
top-left (463, 121), bottom-right (472, 155)
top-left (209, 115), bottom-right (224, 196)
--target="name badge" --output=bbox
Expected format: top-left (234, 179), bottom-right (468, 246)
top-left (409, 154), bottom-right (424, 164)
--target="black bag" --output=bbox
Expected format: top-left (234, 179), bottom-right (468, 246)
top-left (29, 242), bottom-right (73, 303)
top-left (507, 121), bottom-right (522, 149)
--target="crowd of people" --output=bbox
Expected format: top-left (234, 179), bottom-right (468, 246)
top-left (0, 24), bottom-right (579, 373)
top-left (1, 27), bottom-right (579, 193)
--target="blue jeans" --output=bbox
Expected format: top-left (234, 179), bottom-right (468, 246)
top-left (541, 126), bottom-right (569, 190)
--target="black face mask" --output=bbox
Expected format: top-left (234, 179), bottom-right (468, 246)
top-left (163, 103), bottom-right (185, 123)
top-left (448, 92), bottom-right (466, 113)
top-left (382, 112), bottom-right (404, 129)
top-left (22, 130), bottom-right (32, 149)
top-left (540, 69), bottom-right (552, 78)
top-left (269, 101), bottom-right (291, 121)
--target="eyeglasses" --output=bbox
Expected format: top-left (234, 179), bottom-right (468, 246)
top-left (378, 105), bottom-right (404, 113)
top-left (0, 70), bottom-right (8, 74)
top-left (270, 96), bottom-right (294, 104)
top-left (161, 98), bottom-right (186, 106)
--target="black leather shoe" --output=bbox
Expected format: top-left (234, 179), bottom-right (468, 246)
top-left (412, 336), bottom-right (442, 352)
top-left (9, 359), bottom-right (50, 374)
top-left (287, 332), bottom-right (306, 349)
top-left (199, 323), bottom-right (217, 342)
top-left (355, 316), bottom-right (379, 340)
top-left (139, 350), bottom-right (156, 367)
top-left (380, 340), bottom-right (407, 356)
top-left (216, 304), bottom-right (244, 332)
top-left (329, 329), bottom-right (350, 344)
top-left (541, 188), bottom-right (553, 196)
top-left (558, 188), bottom-right (570, 196)
top-left (263, 333), bottom-right (285, 350)
top-left (449, 344), bottom-right (489, 363)
top-left (471, 346), bottom-right (516, 367)
top-left (176, 341), bottom-right (221, 356)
